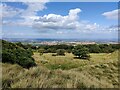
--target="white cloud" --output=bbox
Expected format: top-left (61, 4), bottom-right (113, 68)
top-left (1, 1), bottom-right (48, 26)
top-left (102, 9), bottom-right (120, 20)
top-left (33, 9), bottom-right (80, 30)
top-left (19, 1), bottom-right (49, 27)
top-left (0, 3), bottom-right (23, 18)
top-left (68, 8), bottom-right (81, 21)
top-left (21, 1), bottom-right (48, 17)
top-left (32, 8), bottom-right (99, 31)
top-left (85, 23), bottom-right (99, 30)
top-left (56, 31), bottom-right (63, 34)
top-left (1, 0), bottom-right (48, 18)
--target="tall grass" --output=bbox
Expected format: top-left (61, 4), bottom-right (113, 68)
top-left (2, 51), bottom-right (119, 88)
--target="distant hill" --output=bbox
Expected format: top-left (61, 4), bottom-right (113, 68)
top-left (2, 38), bottom-right (118, 43)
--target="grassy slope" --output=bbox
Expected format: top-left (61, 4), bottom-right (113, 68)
top-left (2, 51), bottom-right (119, 88)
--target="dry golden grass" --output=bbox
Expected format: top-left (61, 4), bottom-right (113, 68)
top-left (2, 50), bottom-right (119, 88)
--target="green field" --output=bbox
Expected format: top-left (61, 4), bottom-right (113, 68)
top-left (2, 50), bottom-right (119, 88)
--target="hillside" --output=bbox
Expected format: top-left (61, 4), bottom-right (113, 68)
top-left (2, 40), bottom-right (36, 68)
top-left (2, 50), bottom-right (119, 88)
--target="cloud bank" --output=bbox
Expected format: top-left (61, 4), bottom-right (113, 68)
top-left (1, 2), bottom-right (118, 34)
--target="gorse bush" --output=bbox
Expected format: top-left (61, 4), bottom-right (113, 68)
top-left (2, 40), bottom-right (36, 68)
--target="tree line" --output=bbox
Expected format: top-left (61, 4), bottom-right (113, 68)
top-left (16, 42), bottom-right (120, 60)
top-left (33, 44), bottom-right (120, 53)
top-left (36, 43), bottom-right (119, 60)
top-left (1, 40), bottom-right (120, 68)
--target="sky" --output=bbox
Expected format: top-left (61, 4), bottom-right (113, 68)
top-left (1, 1), bottom-right (119, 40)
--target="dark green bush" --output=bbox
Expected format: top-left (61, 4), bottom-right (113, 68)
top-left (2, 40), bottom-right (36, 69)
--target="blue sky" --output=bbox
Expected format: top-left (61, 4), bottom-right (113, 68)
top-left (1, 2), bottom-right (119, 40)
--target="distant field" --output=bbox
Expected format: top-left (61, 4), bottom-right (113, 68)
top-left (2, 50), bottom-right (119, 88)
top-left (33, 51), bottom-right (118, 70)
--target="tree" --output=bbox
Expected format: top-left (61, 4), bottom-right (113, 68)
top-left (38, 48), bottom-right (45, 55)
top-left (88, 44), bottom-right (101, 53)
top-left (46, 48), bottom-right (56, 53)
top-left (66, 49), bottom-right (71, 53)
top-left (72, 46), bottom-right (90, 60)
top-left (56, 49), bottom-right (65, 56)
top-left (99, 44), bottom-right (114, 53)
